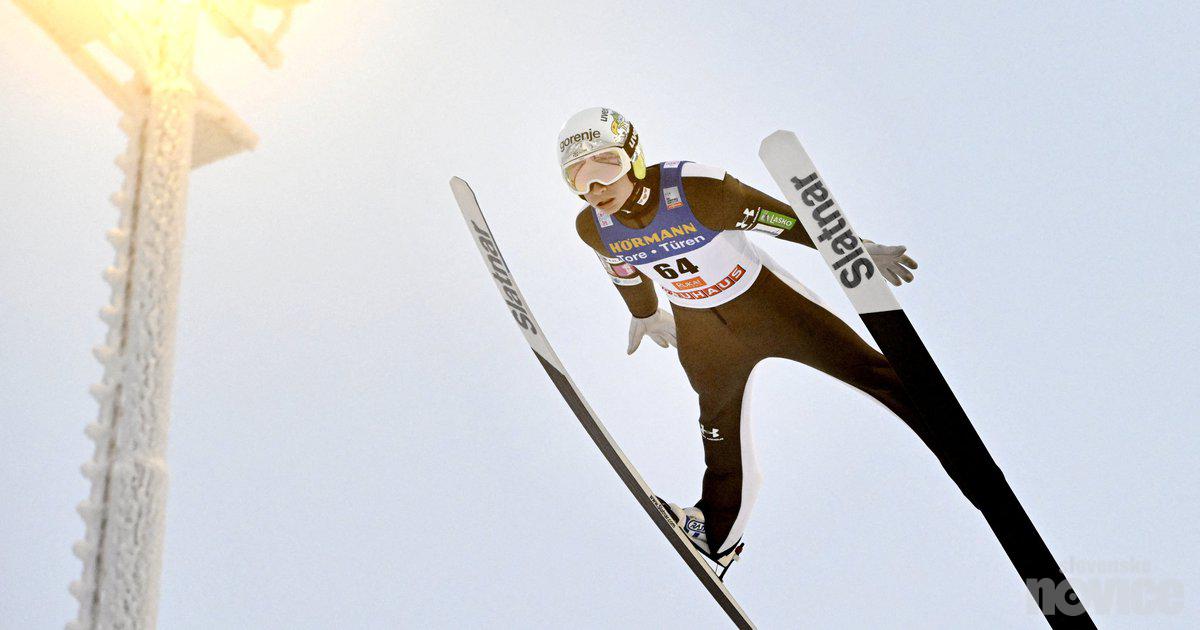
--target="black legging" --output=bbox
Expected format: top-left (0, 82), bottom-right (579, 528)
top-left (673, 267), bottom-right (1008, 554)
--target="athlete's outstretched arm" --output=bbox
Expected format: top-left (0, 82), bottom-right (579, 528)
top-left (684, 165), bottom-right (917, 285)
top-left (682, 165), bottom-right (817, 248)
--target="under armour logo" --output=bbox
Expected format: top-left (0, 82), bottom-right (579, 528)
top-left (735, 208), bottom-right (756, 230)
top-left (701, 426), bottom-right (723, 441)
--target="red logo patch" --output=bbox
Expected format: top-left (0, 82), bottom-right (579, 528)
top-left (664, 266), bottom-right (745, 300)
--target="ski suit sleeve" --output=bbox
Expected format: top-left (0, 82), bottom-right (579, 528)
top-left (575, 209), bottom-right (660, 318)
top-left (681, 165), bottom-right (817, 249)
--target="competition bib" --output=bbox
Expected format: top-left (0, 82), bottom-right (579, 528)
top-left (593, 162), bottom-right (762, 309)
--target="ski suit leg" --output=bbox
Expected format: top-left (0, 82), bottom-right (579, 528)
top-left (672, 304), bottom-right (764, 555)
top-left (671, 269), bottom-right (1009, 555)
top-left (752, 273), bottom-right (1089, 627)
top-left (750, 270), bottom-right (1010, 514)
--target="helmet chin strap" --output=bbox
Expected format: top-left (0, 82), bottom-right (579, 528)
top-left (616, 177), bottom-right (651, 214)
top-left (578, 175), bottom-right (652, 215)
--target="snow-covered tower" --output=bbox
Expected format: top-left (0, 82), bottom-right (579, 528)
top-left (10, 2), bottom-right (307, 628)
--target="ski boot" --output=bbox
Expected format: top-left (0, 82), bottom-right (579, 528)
top-left (660, 499), bottom-right (746, 579)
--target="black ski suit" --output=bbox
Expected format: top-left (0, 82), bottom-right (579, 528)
top-left (576, 162), bottom-right (1006, 556)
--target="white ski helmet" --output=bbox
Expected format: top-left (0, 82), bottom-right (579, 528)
top-left (557, 107), bottom-right (646, 194)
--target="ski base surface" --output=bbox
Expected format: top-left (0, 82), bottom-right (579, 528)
top-left (450, 177), bottom-right (755, 629)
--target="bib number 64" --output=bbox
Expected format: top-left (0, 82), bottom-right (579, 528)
top-left (653, 257), bottom-right (699, 280)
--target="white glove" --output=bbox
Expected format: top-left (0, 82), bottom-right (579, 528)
top-left (863, 239), bottom-right (918, 286)
top-left (627, 309), bottom-right (677, 354)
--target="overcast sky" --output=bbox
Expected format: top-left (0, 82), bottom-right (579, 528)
top-left (2, 2), bottom-right (1197, 628)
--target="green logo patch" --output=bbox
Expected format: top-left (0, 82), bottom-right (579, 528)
top-left (756, 209), bottom-right (797, 229)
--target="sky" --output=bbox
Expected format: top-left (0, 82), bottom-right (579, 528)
top-left (1, 1), bottom-right (1197, 628)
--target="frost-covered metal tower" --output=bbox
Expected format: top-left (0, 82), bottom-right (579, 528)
top-left (11, 2), bottom-right (306, 628)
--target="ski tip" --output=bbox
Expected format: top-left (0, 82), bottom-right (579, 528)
top-left (449, 177), bottom-right (479, 210)
top-left (758, 129), bottom-right (798, 155)
top-left (449, 177), bottom-right (476, 201)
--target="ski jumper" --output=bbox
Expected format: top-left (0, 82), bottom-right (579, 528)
top-left (577, 162), bottom-right (1009, 557)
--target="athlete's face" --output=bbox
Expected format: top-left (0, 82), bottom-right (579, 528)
top-left (582, 173), bottom-right (634, 215)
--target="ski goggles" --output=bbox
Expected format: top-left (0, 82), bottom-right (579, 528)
top-left (561, 147), bottom-right (632, 195)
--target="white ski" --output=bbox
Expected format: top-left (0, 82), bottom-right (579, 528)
top-left (759, 130), bottom-right (1093, 629)
top-left (449, 177), bottom-right (755, 629)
